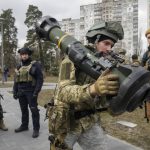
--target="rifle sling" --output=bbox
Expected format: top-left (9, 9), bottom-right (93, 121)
top-left (74, 108), bottom-right (107, 120)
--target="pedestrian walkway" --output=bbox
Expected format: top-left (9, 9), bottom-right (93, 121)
top-left (0, 86), bottom-right (143, 150)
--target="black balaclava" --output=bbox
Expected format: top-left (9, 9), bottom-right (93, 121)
top-left (19, 48), bottom-right (32, 65)
top-left (21, 53), bottom-right (32, 66)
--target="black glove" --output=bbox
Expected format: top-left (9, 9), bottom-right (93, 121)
top-left (13, 94), bottom-right (18, 100)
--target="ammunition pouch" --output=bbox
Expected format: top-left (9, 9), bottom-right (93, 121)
top-left (48, 105), bottom-right (71, 135)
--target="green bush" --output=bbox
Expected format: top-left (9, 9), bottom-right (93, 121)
top-left (51, 66), bottom-right (59, 76)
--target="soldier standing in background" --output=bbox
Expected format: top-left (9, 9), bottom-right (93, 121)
top-left (141, 28), bottom-right (150, 122)
top-left (13, 47), bottom-right (43, 138)
top-left (48, 21), bottom-right (124, 150)
top-left (142, 28), bottom-right (150, 69)
top-left (3, 66), bottom-right (9, 82)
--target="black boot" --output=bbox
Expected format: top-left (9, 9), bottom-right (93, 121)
top-left (32, 130), bottom-right (39, 138)
top-left (15, 126), bottom-right (28, 133)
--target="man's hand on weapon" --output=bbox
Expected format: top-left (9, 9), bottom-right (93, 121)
top-left (89, 69), bottom-right (119, 97)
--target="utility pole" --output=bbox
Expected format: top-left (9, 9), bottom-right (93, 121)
top-left (0, 18), bottom-right (5, 84)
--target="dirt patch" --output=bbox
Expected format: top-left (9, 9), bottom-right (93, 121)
top-left (38, 89), bottom-right (54, 107)
top-left (100, 108), bottom-right (150, 150)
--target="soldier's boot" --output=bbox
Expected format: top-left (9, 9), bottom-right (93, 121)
top-left (15, 126), bottom-right (28, 133)
top-left (0, 119), bottom-right (8, 131)
top-left (32, 130), bottom-right (39, 138)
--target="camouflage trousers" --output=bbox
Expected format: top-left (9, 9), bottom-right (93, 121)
top-left (64, 123), bottom-right (108, 150)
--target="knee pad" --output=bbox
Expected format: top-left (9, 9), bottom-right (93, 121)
top-left (30, 107), bottom-right (39, 113)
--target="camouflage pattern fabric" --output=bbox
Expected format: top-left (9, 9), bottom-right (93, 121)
top-left (55, 56), bottom-right (101, 130)
top-left (119, 54), bottom-right (130, 65)
top-left (146, 102), bottom-right (150, 119)
top-left (48, 55), bottom-right (107, 149)
top-left (48, 105), bottom-right (70, 135)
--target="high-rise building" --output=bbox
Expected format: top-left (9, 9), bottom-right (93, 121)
top-left (101, 0), bottom-right (114, 21)
top-left (60, 0), bottom-right (143, 56)
top-left (80, 2), bottom-right (102, 44)
top-left (120, 0), bottom-right (138, 55)
top-left (59, 18), bottom-right (80, 41)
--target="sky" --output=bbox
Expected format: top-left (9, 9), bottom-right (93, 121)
top-left (0, 0), bottom-right (148, 50)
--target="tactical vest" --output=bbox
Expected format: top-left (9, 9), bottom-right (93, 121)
top-left (15, 61), bottom-right (36, 84)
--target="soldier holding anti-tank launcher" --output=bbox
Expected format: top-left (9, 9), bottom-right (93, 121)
top-left (36, 16), bottom-right (150, 150)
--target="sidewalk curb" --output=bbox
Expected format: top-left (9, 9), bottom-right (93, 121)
top-left (107, 135), bottom-right (143, 150)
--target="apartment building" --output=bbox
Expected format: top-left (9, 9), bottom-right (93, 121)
top-left (60, 0), bottom-right (144, 56)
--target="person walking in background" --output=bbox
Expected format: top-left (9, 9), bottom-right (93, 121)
top-left (3, 66), bottom-right (9, 82)
top-left (13, 47), bottom-right (43, 138)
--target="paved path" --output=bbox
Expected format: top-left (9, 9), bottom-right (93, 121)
top-left (0, 84), bottom-right (143, 150)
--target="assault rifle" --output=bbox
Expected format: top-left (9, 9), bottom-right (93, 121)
top-left (35, 16), bottom-right (150, 115)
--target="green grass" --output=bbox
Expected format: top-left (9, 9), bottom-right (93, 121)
top-left (38, 89), bottom-right (54, 107)
top-left (0, 83), bottom-right (13, 88)
top-left (43, 76), bottom-right (58, 83)
top-left (0, 75), bottom-right (58, 88)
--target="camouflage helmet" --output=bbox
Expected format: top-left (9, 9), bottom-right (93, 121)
top-left (118, 48), bottom-right (126, 55)
top-left (86, 20), bottom-right (124, 44)
top-left (18, 47), bottom-right (33, 55)
top-left (145, 28), bottom-right (150, 37)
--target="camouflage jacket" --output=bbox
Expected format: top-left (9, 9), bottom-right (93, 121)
top-left (54, 56), bottom-right (103, 134)
top-left (119, 54), bottom-right (130, 65)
